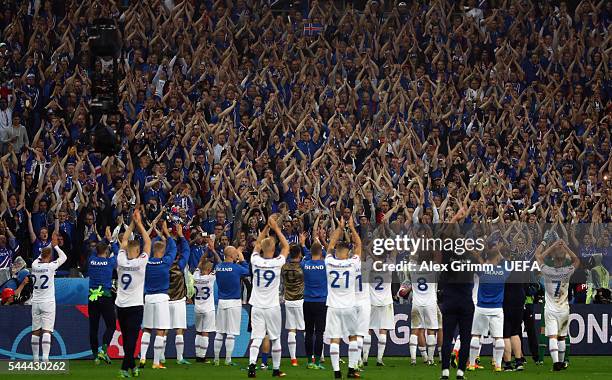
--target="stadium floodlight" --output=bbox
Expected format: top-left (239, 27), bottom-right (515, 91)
top-left (87, 18), bottom-right (122, 155)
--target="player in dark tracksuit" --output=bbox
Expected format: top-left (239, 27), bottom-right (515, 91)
top-left (438, 223), bottom-right (475, 380)
top-left (88, 241), bottom-right (117, 364)
top-left (502, 267), bottom-right (527, 371)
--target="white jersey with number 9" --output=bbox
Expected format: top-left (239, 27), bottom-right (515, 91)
top-left (115, 249), bottom-right (149, 308)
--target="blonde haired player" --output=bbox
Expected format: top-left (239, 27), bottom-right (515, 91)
top-left (247, 216), bottom-right (289, 378)
top-left (325, 217), bottom-right (362, 379)
top-left (31, 232), bottom-right (66, 362)
top-left (534, 239), bottom-right (579, 372)
top-left (116, 210), bottom-right (150, 378)
top-left (193, 255), bottom-right (217, 362)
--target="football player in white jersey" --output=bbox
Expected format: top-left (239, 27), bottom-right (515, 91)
top-left (116, 210), bottom-right (150, 378)
top-left (31, 232), bottom-right (66, 362)
top-left (406, 249), bottom-right (439, 366)
top-left (367, 249), bottom-right (395, 367)
top-left (247, 216), bottom-right (289, 378)
top-left (325, 217), bottom-right (362, 379)
top-left (535, 239), bottom-right (579, 371)
top-left (193, 255), bottom-right (217, 363)
top-left (353, 246), bottom-right (370, 369)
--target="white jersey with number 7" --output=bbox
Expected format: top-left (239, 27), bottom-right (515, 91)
top-left (541, 264), bottom-right (575, 314)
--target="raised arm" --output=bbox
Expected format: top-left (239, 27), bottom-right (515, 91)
top-left (348, 215), bottom-right (361, 258)
top-left (161, 221), bottom-right (177, 264)
top-left (51, 232), bottom-right (67, 268)
top-left (268, 215), bottom-right (289, 257)
top-left (328, 216), bottom-right (344, 251)
top-left (133, 209), bottom-right (151, 254)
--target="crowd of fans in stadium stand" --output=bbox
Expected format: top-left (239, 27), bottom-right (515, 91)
top-left (0, 0), bottom-right (610, 302)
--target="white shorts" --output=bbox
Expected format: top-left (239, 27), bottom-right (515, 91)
top-left (411, 304), bottom-right (439, 330)
top-left (251, 306), bottom-right (282, 340)
top-left (32, 302), bottom-right (55, 332)
top-left (216, 306), bottom-right (242, 335)
top-left (169, 299), bottom-right (187, 329)
top-left (285, 303), bottom-right (305, 330)
top-left (544, 307), bottom-right (569, 337)
top-left (143, 299), bottom-right (171, 330)
top-left (370, 304), bottom-right (394, 330)
top-left (325, 307), bottom-right (357, 339)
top-left (195, 310), bottom-right (216, 333)
top-left (355, 302), bottom-right (371, 336)
top-left (472, 307), bottom-right (503, 337)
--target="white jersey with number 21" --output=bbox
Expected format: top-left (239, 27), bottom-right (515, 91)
top-left (325, 254), bottom-right (359, 309)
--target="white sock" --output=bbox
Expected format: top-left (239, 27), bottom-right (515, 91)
top-left (140, 332), bottom-right (151, 360)
top-left (330, 343), bottom-right (340, 371)
top-left (468, 337), bottom-right (481, 366)
top-left (202, 336), bottom-right (209, 358)
top-left (31, 335), bottom-right (40, 361)
top-left (356, 336), bottom-right (364, 363)
top-left (457, 369), bottom-right (464, 377)
top-left (549, 338), bottom-right (559, 363)
top-left (558, 340), bottom-right (566, 362)
top-left (377, 334), bottom-right (387, 363)
top-left (362, 335), bottom-right (371, 362)
top-left (442, 369), bottom-right (450, 377)
top-left (493, 339), bottom-right (504, 368)
top-left (453, 338), bottom-right (461, 352)
top-left (161, 336), bottom-right (166, 361)
top-left (348, 340), bottom-right (359, 369)
top-left (225, 334), bottom-right (235, 363)
top-left (427, 334), bottom-right (437, 362)
top-left (153, 335), bottom-right (164, 365)
top-left (409, 334), bottom-right (418, 361)
top-left (195, 335), bottom-right (202, 358)
top-left (176, 335), bottom-right (184, 361)
top-left (419, 346), bottom-right (428, 361)
top-left (288, 331), bottom-right (297, 360)
top-left (214, 336), bottom-right (223, 361)
top-left (249, 338), bottom-right (262, 365)
top-left (41, 333), bottom-right (51, 362)
top-left (271, 338), bottom-right (282, 370)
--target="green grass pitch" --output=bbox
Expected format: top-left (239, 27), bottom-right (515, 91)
top-left (19, 356), bottom-right (612, 379)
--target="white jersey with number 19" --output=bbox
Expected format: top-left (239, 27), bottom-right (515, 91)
top-left (249, 252), bottom-right (286, 309)
top-left (115, 249), bottom-right (149, 308)
top-left (325, 254), bottom-right (359, 309)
